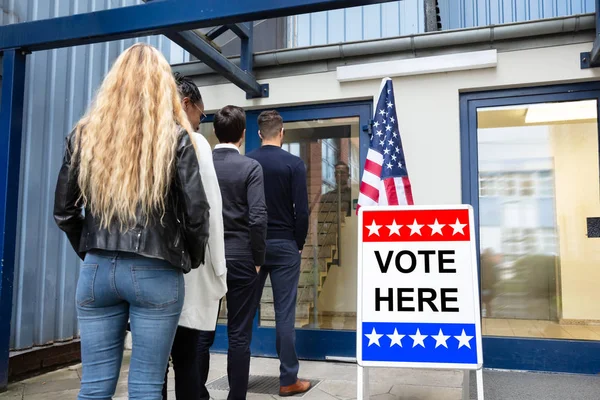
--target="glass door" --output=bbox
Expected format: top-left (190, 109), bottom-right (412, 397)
top-left (258, 117), bottom-right (361, 332)
top-left (206, 102), bottom-right (372, 360)
top-left (461, 84), bottom-right (600, 374)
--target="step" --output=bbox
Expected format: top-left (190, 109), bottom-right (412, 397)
top-left (260, 302), bottom-right (312, 322)
top-left (264, 271), bottom-right (316, 288)
top-left (260, 285), bottom-right (316, 303)
top-left (301, 245), bottom-right (336, 260)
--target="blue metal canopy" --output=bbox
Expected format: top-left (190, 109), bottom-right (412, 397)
top-left (580, 0), bottom-right (600, 68)
top-left (0, 0), bottom-right (398, 390)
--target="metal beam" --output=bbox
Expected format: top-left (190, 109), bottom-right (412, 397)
top-left (580, 0), bottom-right (600, 68)
top-left (228, 23), bottom-right (251, 39)
top-left (206, 25), bottom-right (229, 41)
top-left (0, 0), bottom-right (397, 52)
top-left (0, 50), bottom-right (27, 389)
top-left (167, 30), bottom-right (268, 98)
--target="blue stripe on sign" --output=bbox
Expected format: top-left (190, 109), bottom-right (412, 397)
top-left (361, 322), bottom-right (478, 364)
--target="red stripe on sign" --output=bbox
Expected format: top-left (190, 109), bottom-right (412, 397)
top-left (362, 209), bottom-right (471, 242)
top-left (364, 159), bottom-right (383, 177)
top-left (384, 178), bottom-right (399, 206)
top-left (359, 182), bottom-right (379, 202)
top-left (403, 176), bottom-right (414, 205)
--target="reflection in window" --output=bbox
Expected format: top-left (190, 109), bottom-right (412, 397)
top-left (477, 100), bottom-right (600, 341)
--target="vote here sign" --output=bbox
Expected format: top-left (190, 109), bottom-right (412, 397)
top-left (357, 205), bottom-right (482, 370)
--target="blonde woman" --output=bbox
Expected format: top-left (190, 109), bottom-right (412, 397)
top-left (53, 43), bottom-right (210, 400)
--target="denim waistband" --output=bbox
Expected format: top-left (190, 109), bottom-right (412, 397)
top-left (87, 249), bottom-right (140, 260)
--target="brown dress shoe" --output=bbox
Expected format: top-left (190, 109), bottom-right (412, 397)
top-left (279, 379), bottom-right (311, 397)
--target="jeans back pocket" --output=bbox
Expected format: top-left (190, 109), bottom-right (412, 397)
top-left (76, 264), bottom-right (98, 307)
top-left (131, 266), bottom-right (181, 308)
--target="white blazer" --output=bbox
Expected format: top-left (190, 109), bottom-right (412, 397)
top-left (178, 132), bottom-right (228, 331)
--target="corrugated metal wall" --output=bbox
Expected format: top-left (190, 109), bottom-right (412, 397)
top-left (287, 0), bottom-right (594, 48)
top-left (289, 0), bottom-right (426, 47)
top-left (438, 0), bottom-right (595, 29)
top-left (1, 0), bottom-right (186, 351)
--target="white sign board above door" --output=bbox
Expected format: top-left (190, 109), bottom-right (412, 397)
top-left (357, 205), bottom-right (483, 370)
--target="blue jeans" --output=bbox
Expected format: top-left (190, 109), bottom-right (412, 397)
top-left (76, 250), bottom-right (184, 400)
top-left (257, 239), bottom-right (301, 386)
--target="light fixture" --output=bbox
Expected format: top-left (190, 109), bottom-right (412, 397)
top-left (525, 100), bottom-right (597, 124)
top-left (336, 50), bottom-right (497, 82)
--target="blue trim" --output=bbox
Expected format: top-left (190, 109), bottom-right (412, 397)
top-left (0, 50), bottom-right (27, 388)
top-left (460, 81), bottom-right (600, 374)
top-left (0, 0), bottom-right (398, 52)
top-left (213, 100), bottom-right (372, 360)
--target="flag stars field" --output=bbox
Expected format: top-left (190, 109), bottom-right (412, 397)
top-left (364, 327), bottom-right (474, 350)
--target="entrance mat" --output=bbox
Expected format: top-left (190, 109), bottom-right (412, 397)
top-left (207, 375), bottom-right (321, 396)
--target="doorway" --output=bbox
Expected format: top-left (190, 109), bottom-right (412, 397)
top-left (208, 101), bottom-right (372, 360)
top-left (461, 83), bottom-right (600, 374)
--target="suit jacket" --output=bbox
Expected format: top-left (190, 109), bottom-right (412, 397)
top-left (213, 146), bottom-right (268, 265)
top-left (178, 133), bottom-right (227, 331)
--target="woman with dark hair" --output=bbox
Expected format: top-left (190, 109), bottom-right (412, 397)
top-left (161, 73), bottom-right (228, 400)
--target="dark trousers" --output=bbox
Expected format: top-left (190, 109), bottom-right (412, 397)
top-left (226, 259), bottom-right (261, 400)
top-left (162, 326), bottom-right (216, 400)
top-left (256, 239), bottom-right (302, 386)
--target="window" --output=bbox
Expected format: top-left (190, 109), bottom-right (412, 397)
top-left (519, 174), bottom-right (535, 197)
top-left (539, 171), bottom-right (554, 197)
top-left (321, 138), bottom-right (339, 192)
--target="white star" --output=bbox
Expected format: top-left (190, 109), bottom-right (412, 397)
top-left (432, 329), bottom-right (451, 348)
top-left (379, 109), bottom-right (386, 116)
top-left (373, 121), bottom-right (380, 128)
top-left (379, 140), bottom-right (385, 146)
top-left (386, 220), bottom-right (402, 236)
top-left (391, 154), bottom-right (397, 161)
top-left (395, 147), bottom-right (400, 153)
top-left (366, 220), bottom-right (382, 237)
top-left (385, 112), bottom-right (389, 117)
top-left (393, 132), bottom-right (398, 138)
top-left (387, 328), bottom-right (405, 347)
top-left (428, 219), bottom-right (445, 236)
top-left (365, 328), bottom-right (383, 347)
top-left (386, 125), bottom-right (392, 131)
top-left (450, 218), bottom-right (467, 236)
top-left (408, 219), bottom-right (424, 236)
top-left (383, 147), bottom-right (390, 155)
top-left (409, 329), bottom-right (427, 348)
top-left (376, 130), bottom-right (383, 137)
top-left (388, 139), bottom-right (394, 146)
top-left (382, 119), bottom-right (386, 124)
top-left (386, 162), bottom-right (393, 170)
top-left (390, 116), bottom-right (396, 123)
top-left (398, 162), bottom-right (403, 169)
top-left (455, 329), bottom-right (474, 349)
top-left (387, 101), bottom-right (394, 109)
top-left (387, 89), bottom-right (391, 94)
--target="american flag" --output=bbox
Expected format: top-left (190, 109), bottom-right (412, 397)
top-left (357, 78), bottom-right (413, 213)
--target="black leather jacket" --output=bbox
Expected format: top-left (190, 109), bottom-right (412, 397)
top-left (53, 131), bottom-right (210, 273)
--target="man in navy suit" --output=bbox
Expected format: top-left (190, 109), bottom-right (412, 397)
top-left (247, 110), bottom-right (311, 397)
top-left (212, 105), bottom-right (268, 400)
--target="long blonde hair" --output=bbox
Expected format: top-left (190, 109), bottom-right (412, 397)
top-left (72, 43), bottom-right (195, 230)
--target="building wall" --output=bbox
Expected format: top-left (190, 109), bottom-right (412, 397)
top-left (550, 123), bottom-right (600, 321)
top-left (439, 0), bottom-right (595, 29)
top-left (288, 1), bottom-right (426, 47)
top-left (194, 42), bottom-right (600, 321)
top-left (0, 0), bottom-right (185, 351)
top-left (287, 0), bottom-right (595, 48)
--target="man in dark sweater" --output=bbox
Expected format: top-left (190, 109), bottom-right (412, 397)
top-left (212, 105), bottom-right (268, 400)
top-left (247, 110), bottom-right (310, 396)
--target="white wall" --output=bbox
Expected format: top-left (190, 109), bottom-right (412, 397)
top-left (198, 43), bottom-right (600, 207)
